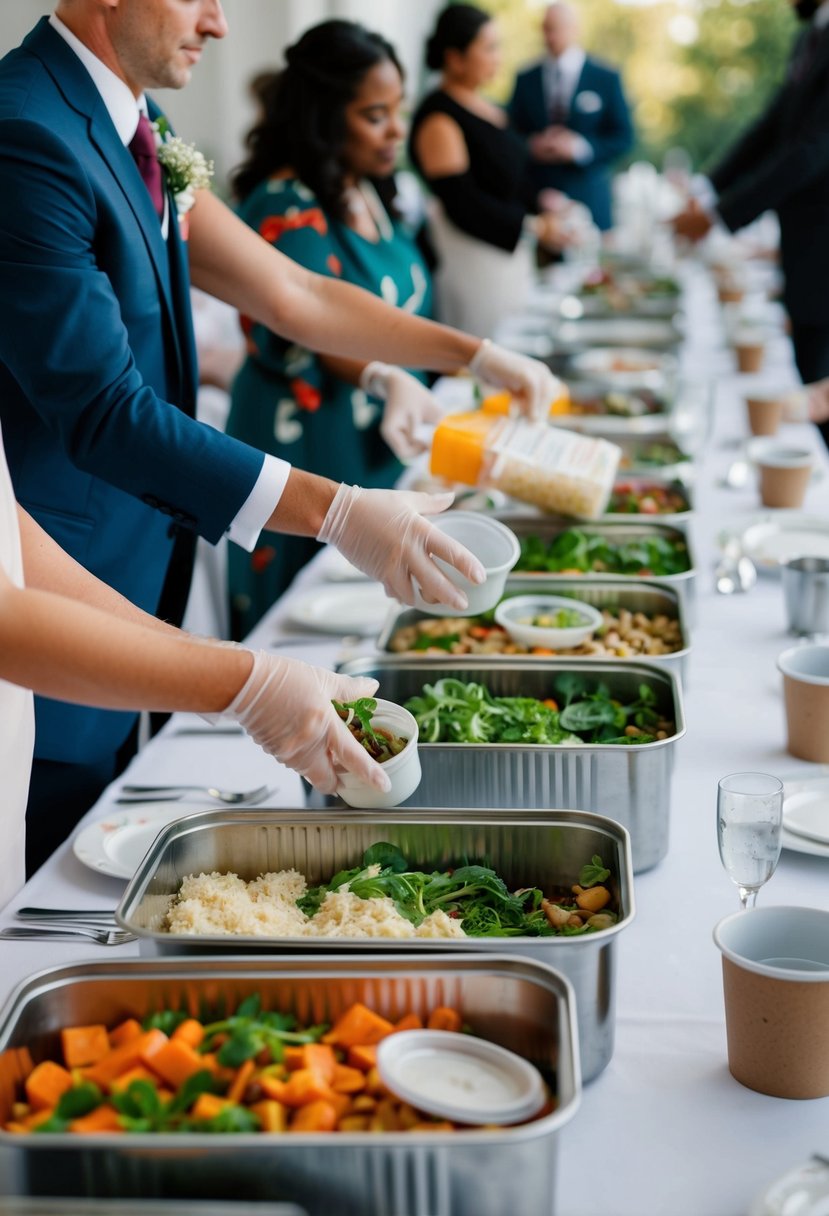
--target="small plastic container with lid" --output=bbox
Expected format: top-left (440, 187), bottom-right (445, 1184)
top-left (430, 410), bottom-right (621, 519)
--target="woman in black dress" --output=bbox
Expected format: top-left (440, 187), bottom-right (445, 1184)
top-left (410, 3), bottom-right (569, 335)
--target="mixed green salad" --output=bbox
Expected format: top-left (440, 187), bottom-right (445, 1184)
top-left (515, 528), bottom-right (690, 577)
top-left (404, 674), bottom-right (673, 745)
top-left (299, 842), bottom-right (616, 938)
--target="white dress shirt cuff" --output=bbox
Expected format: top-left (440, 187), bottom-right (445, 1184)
top-left (570, 134), bottom-right (594, 164)
top-left (226, 454), bottom-right (292, 552)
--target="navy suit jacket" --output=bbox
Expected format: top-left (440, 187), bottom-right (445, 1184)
top-left (0, 19), bottom-right (264, 764)
top-left (710, 26), bottom-right (829, 328)
top-left (508, 56), bottom-right (633, 230)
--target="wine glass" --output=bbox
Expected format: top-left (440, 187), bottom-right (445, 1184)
top-left (717, 772), bottom-right (784, 910)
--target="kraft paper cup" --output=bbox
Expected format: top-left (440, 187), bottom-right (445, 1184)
top-left (777, 643), bottom-right (829, 762)
top-left (753, 442), bottom-right (813, 508)
top-left (713, 906), bottom-right (829, 1099)
top-left (734, 341), bottom-right (765, 374)
top-left (745, 394), bottom-right (784, 437)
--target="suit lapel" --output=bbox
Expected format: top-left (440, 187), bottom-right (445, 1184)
top-left (568, 59), bottom-right (592, 123)
top-left (23, 20), bottom-right (186, 400)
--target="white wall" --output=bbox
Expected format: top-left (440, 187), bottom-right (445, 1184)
top-left (1, 0), bottom-right (444, 189)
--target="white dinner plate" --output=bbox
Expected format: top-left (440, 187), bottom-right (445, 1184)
top-left (73, 804), bottom-right (191, 880)
top-left (748, 1159), bottom-right (829, 1216)
top-left (783, 788), bottom-right (829, 845)
top-left (286, 582), bottom-right (392, 636)
top-left (781, 775), bottom-right (829, 857)
top-left (737, 513), bottom-right (829, 575)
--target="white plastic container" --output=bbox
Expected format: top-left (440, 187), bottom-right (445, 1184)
top-left (412, 512), bottom-right (520, 617)
top-left (494, 594), bottom-right (603, 650)
top-left (336, 699), bottom-right (421, 808)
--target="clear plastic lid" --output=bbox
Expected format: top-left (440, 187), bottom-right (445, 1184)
top-left (376, 1030), bottom-right (547, 1126)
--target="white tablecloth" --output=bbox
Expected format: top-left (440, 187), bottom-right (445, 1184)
top-left (1, 263), bottom-right (827, 1216)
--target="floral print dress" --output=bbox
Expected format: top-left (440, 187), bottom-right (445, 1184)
top-left (226, 177), bottom-right (432, 636)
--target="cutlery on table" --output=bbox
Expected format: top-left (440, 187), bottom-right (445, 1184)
top-left (117, 783), bottom-right (270, 805)
top-left (16, 907), bottom-right (118, 925)
top-left (715, 538), bottom-right (757, 595)
top-left (0, 926), bottom-right (134, 946)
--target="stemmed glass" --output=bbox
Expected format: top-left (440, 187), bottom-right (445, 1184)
top-left (717, 772), bottom-right (784, 910)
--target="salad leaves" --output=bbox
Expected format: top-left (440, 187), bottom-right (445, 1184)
top-left (515, 528), bottom-right (689, 577)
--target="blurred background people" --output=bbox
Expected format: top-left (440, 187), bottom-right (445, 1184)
top-left (508, 2), bottom-right (634, 232)
top-left (672, 0), bottom-right (829, 448)
top-left (408, 2), bottom-right (572, 336)
top-left (227, 20), bottom-right (438, 635)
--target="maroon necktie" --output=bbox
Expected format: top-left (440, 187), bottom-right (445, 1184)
top-left (129, 113), bottom-right (164, 220)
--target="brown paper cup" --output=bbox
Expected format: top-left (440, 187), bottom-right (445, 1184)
top-left (735, 342), bottom-right (765, 374)
top-left (745, 396), bottom-right (783, 437)
top-left (778, 644), bottom-right (829, 761)
top-left (758, 459), bottom-right (811, 508)
top-left (714, 907), bottom-right (829, 1099)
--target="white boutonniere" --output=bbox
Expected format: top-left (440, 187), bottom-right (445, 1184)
top-left (152, 117), bottom-right (214, 221)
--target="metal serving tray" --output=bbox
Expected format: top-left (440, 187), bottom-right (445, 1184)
top-left (336, 657), bottom-right (685, 873)
top-left (0, 1205), bottom-right (305, 1216)
top-left (377, 576), bottom-right (691, 683)
top-left (553, 316), bottom-right (683, 352)
top-left (500, 516), bottom-right (697, 627)
top-left (600, 476), bottom-right (693, 529)
top-left (117, 808), bottom-right (633, 1082)
top-left (0, 955), bottom-right (580, 1216)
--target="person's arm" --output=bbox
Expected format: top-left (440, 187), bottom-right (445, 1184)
top-left (8, 506), bottom-right (389, 795)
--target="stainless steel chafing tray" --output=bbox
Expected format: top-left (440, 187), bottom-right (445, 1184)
top-left (0, 955), bottom-right (580, 1216)
top-left (116, 808), bottom-right (633, 1082)
top-left (378, 577), bottom-right (691, 683)
top-left (0, 1204), bottom-right (306, 1216)
top-left (335, 657), bottom-right (685, 873)
top-left (499, 516), bottom-right (697, 626)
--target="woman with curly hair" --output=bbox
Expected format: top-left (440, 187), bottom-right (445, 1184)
top-left (226, 20), bottom-right (436, 634)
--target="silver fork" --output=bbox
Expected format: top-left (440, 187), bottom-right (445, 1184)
top-left (117, 782), bottom-right (270, 804)
top-left (0, 926), bottom-right (134, 946)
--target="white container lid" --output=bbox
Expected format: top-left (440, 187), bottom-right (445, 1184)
top-left (376, 1030), bottom-right (546, 1125)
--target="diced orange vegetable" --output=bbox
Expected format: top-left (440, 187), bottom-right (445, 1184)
top-left (61, 1025), bottom-right (111, 1069)
top-left (289, 1100), bottom-right (338, 1133)
top-left (25, 1061), bottom-right (73, 1112)
top-left (171, 1019), bottom-right (204, 1049)
top-left (331, 1065), bottom-right (365, 1095)
top-left (533, 649), bottom-right (554, 657)
top-left (144, 1039), bottom-right (206, 1090)
top-left (542, 698), bottom-right (559, 711)
top-left (302, 1043), bottom-right (337, 1085)
top-left (282, 1046), bottom-right (305, 1072)
top-left (364, 1066), bottom-right (391, 1098)
top-left (282, 1068), bottom-right (337, 1108)
top-left (83, 1029), bottom-right (168, 1090)
top-left (426, 1007), bottom-right (462, 1033)
top-left (226, 1058), bottom-right (255, 1105)
top-left (408, 1121), bottom-right (455, 1132)
top-left (346, 1044), bottom-right (377, 1073)
top-left (108, 1019), bottom-right (142, 1049)
top-left (391, 1013), bottom-right (423, 1034)
top-left (351, 1094), bottom-right (377, 1113)
top-left (109, 1066), bottom-right (157, 1094)
top-left (259, 1075), bottom-right (289, 1103)
top-left (250, 1099), bottom-right (287, 1132)
top-left (190, 1093), bottom-right (232, 1121)
top-left (338, 1114), bottom-right (370, 1132)
top-left (69, 1105), bottom-right (122, 1134)
top-left (322, 1004), bottom-right (394, 1048)
top-left (23, 1108), bottom-right (57, 1130)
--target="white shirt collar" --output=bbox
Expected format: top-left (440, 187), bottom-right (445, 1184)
top-left (545, 46), bottom-right (586, 79)
top-left (48, 12), bottom-right (146, 145)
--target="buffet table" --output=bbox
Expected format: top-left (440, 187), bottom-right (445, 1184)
top-left (1, 262), bottom-right (828, 1216)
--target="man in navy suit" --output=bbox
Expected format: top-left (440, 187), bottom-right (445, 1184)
top-left (508, 2), bottom-right (634, 231)
top-left (0, 0), bottom-right (555, 870)
top-left (672, 0), bottom-right (829, 449)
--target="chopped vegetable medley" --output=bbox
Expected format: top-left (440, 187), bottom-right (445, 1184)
top-left (333, 698), bottom-right (408, 763)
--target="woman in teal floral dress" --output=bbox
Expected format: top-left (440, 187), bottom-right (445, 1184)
top-left (227, 21), bottom-right (434, 635)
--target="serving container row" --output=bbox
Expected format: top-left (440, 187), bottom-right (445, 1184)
top-left (0, 955), bottom-right (579, 1216)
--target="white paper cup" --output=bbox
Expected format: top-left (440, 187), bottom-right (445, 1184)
top-left (413, 512), bottom-right (520, 617)
top-left (713, 906), bottom-right (829, 1098)
top-left (777, 643), bottom-right (829, 762)
top-left (337, 699), bottom-right (421, 809)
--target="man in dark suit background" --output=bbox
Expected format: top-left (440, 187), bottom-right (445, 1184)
top-left (508, 2), bottom-right (634, 231)
top-left (673, 0), bottom-right (829, 439)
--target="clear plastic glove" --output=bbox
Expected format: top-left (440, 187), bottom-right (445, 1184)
top-left (468, 339), bottom-right (558, 422)
top-left (316, 484), bottom-right (485, 610)
top-left (219, 650), bottom-right (390, 796)
top-left (360, 363), bottom-right (443, 462)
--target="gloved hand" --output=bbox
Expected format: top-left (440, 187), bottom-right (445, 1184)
top-left (220, 650), bottom-right (390, 796)
top-left (360, 363), bottom-right (443, 461)
top-left (316, 484), bottom-right (485, 610)
top-left (468, 339), bottom-right (558, 422)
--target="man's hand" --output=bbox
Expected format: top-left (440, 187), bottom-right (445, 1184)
top-left (360, 364), bottom-right (443, 461)
top-left (672, 198), bottom-right (714, 243)
top-left (529, 126), bottom-right (581, 164)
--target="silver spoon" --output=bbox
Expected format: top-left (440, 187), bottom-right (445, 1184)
top-left (118, 782), bottom-right (270, 804)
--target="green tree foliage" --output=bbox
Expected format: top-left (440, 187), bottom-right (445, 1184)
top-left (475, 0), bottom-right (796, 169)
